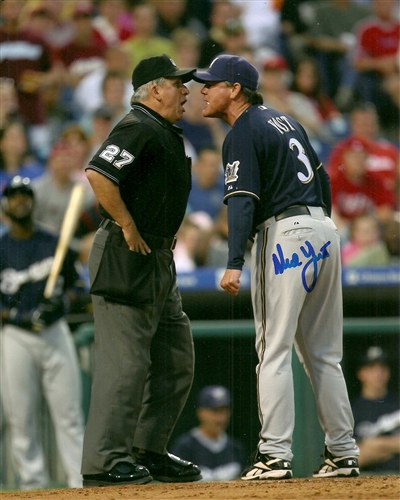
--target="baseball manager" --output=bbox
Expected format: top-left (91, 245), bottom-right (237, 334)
top-left (193, 54), bottom-right (360, 480)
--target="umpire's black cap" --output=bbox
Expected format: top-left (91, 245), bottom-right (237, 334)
top-left (131, 54), bottom-right (196, 90)
top-left (2, 176), bottom-right (34, 198)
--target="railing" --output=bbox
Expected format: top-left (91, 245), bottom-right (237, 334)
top-left (174, 266), bottom-right (400, 292)
top-left (73, 317), bottom-right (400, 343)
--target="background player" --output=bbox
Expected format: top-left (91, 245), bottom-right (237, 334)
top-left (352, 346), bottom-right (400, 474)
top-left (0, 176), bottom-right (84, 490)
top-left (171, 385), bottom-right (245, 481)
top-left (193, 55), bottom-right (359, 480)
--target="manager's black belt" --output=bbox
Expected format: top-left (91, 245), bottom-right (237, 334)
top-left (99, 219), bottom-right (177, 250)
top-left (275, 205), bottom-right (328, 222)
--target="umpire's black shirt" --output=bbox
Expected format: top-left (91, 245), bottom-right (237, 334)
top-left (86, 104), bottom-right (192, 238)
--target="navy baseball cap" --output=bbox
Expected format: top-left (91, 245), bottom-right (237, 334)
top-left (197, 385), bottom-right (231, 408)
top-left (3, 176), bottom-right (34, 198)
top-left (358, 346), bottom-right (389, 368)
top-left (193, 54), bottom-right (259, 91)
top-left (131, 54), bottom-right (195, 90)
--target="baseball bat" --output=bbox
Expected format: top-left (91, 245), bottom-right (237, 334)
top-left (43, 183), bottom-right (86, 299)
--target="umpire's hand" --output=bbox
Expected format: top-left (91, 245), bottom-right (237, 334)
top-left (122, 220), bottom-right (151, 255)
top-left (220, 269), bottom-right (242, 296)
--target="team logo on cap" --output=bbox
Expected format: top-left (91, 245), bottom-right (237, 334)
top-left (169, 57), bottom-right (178, 68)
top-left (225, 160), bottom-right (239, 184)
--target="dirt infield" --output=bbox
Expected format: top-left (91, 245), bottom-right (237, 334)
top-left (1, 476), bottom-right (399, 500)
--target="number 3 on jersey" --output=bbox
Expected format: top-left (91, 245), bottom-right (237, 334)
top-left (99, 144), bottom-right (135, 169)
top-left (289, 138), bottom-right (314, 184)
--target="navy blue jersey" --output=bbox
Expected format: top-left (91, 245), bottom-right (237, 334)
top-left (222, 104), bottom-right (332, 269)
top-left (352, 392), bottom-right (400, 473)
top-left (0, 228), bottom-right (78, 315)
top-left (222, 105), bottom-right (329, 230)
top-left (87, 104), bottom-right (192, 238)
top-left (171, 428), bottom-right (245, 481)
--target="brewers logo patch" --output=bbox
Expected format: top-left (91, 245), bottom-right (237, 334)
top-left (225, 161), bottom-right (240, 184)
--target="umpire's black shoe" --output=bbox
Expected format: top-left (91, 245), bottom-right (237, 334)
top-left (82, 461), bottom-right (152, 487)
top-left (134, 449), bottom-right (202, 483)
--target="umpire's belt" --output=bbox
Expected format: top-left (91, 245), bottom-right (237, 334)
top-left (275, 205), bottom-right (328, 222)
top-left (99, 219), bottom-right (177, 250)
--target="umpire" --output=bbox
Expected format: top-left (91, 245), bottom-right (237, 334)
top-left (81, 55), bottom-right (201, 486)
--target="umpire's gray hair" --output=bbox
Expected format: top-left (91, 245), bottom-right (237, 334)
top-left (130, 77), bottom-right (167, 104)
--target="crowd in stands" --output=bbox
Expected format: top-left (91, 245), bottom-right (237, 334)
top-left (1, 0), bottom-right (399, 282)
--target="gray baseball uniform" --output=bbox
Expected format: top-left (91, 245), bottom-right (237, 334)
top-left (224, 106), bottom-right (357, 461)
top-left (224, 105), bottom-right (359, 470)
top-left (1, 321), bottom-right (84, 489)
top-left (192, 53), bottom-right (359, 480)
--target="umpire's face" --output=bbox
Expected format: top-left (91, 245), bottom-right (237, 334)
top-left (156, 77), bottom-right (190, 124)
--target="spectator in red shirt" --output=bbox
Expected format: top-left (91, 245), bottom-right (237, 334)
top-left (327, 103), bottom-right (399, 195)
top-left (353, 0), bottom-right (399, 124)
top-left (354, 0), bottom-right (399, 80)
top-left (55, 1), bottom-right (107, 89)
top-left (91, 0), bottom-right (135, 47)
top-left (21, 5), bottom-right (58, 46)
top-left (330, 138), bottom-right (396, 241)
top-left (0, 0), bottom-right (57, 128)
top-left (19, 0), bottom-right (76, 49)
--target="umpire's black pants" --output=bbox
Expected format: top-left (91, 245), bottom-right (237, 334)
top-left (81, 228), bottom-right (194, 474)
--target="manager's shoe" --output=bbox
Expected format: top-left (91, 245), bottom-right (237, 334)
top-left (82, 461), bottom-right (152, 487)
top-left (134, 449), bottom-right (202, 482)
top-left (241, 451), bottom-right (293, 480)
top-left (313, 446), bottom-right (359, 478)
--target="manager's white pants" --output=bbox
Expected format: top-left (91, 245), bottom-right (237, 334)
top-left (251, 207), bottom-right (358, 461)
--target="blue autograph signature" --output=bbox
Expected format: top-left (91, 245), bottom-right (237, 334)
top-left (272, 240), bottom-right (332, 292)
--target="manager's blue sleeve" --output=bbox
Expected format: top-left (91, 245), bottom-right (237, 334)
top-left (226, 195), bottom-right (255, 270)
